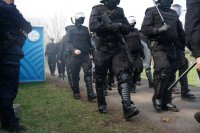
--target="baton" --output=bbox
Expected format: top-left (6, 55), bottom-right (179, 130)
top-left (168, 62), bottom-right (197, 91)
top-left (152, 0), bottom-right (166, 24)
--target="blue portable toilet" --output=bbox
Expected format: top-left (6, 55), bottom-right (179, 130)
top-left (19, 26), bottom-right (45, 82)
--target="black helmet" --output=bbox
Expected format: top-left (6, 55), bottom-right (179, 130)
top-left (157, 0), bottom-right (173, 4)
top-left (100, 0), bottom-right (120, 10)
top-left (157, 0), bottom-right (173, 10)
top-left (100, 0), bottom-right (120, 5)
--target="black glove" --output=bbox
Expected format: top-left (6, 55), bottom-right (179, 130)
top-left (106, 23), bottom-right (122, 32)
top-left (111, 23), bottom-right (122, 31)
top-left (157, 23), bottom-right (171, 33)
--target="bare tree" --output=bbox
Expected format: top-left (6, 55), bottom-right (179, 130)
top-left (45, 14), bottom-right (68, 43)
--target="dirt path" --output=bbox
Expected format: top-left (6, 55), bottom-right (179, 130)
top-left (46, 67), bottom-right (200, 133)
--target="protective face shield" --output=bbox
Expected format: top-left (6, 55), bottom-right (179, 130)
top-left (127, 16), bottom-right (136, 25)
top-left (74, 12), bottom-right (85, 25)
top-left (103, 0), bottom-right (120, 10)
top-left (158, 0), bottom-right (173, 10)
top-left (171, 4), bottom-right (182, 16)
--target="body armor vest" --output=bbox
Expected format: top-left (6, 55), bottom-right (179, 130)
top-left (151, 7), bottom-right (179, 43)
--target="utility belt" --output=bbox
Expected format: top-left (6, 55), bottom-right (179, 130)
top-left (150, 40), bottom-right (175, 49)
top-left (95, 36), bottom-right (119, 50)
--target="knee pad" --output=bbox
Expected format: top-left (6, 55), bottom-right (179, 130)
top-left (96, 76), bottom-right (104, 85)
top-left (160, 69), bottom-right (170, 79)
top-left (117, 72), bottom-right (130, 84)
top-left (84, 70), bottom-right (92, 77)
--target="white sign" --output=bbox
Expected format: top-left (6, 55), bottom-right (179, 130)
top-left (28, 30), bottom-right (40, 42)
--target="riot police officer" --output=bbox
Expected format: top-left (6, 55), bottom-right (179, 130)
top-left (141, 0), bottom-right (185, 112)
top-left (59, 27), bottom-right (73, 88)
top-left (45, 38), bottom-right (57, 76)
top-left (89, 0), bottom-right (139, 120)
top-left (171, 4), bottom-right (196, 100)
top-left (67, 12), bottom-right (96, 101)
top-left (185, 0), bottom-right (200, 123)
top-left (125, 16), bottom-right (145, 93)
top-left (0, 0), bottom-right (32, 131)
top-left (56, 41), bottom-right (63, 78)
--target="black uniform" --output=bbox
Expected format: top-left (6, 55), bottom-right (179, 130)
top-left (45, 41), bottom-right (57, 75)
top-left (125, 27), bottom-right (144, 92)
top-left (185, 0), bottom-right (200, 123)
top-left (67, 24), bottom-right (96, 101)
top-left (107, 65), bottom-right (115, 90)
top-left (58, 29), bottom-right (73, 88)
top-left (89, 2), bottom-right (139, 120)
top-left (141, 4), bottom-right (185, 112)
top-left (0, 1), bottom-right (32, 131)
top-left (56, 41), bottom-right (63, 78)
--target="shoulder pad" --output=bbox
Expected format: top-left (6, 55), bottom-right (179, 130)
top-left (116, 6), bottom-right (123, 12)
top-left (92, 4), bottom-right (104, 9)
top-left (65, 25), bottom-right (74, 31)
top-left (146, 6), bottom-right (156, 12)
top-left (82, 25), bottom-right (89, 29)
top-left (169, 9), bottom-right (179, 16)
top-left (65, 25), bottom-right (75, 31)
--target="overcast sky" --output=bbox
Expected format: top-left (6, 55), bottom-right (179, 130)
top-left (16, 0), bottom-right (186, 29)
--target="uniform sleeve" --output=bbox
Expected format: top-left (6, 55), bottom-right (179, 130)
top-left (177, 20), bottom-right (186, 47)
top-left (120, 10), bottom-right (130, 35)
top-left (58, 40), bottom-right (65, 60)
top-left (86, 28), bottom-right (95, 54)
top-left (89, 6), bottom-right (107, 33)
top-left (45, 44), bottom-right (50, 56)
top-left (65, 29), bottom-right (75, 53)
top-left (141, 8), bottom-right (157, 37)
top-left (8, 4), bottom-right (32, 33)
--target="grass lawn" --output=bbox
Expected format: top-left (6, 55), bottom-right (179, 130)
top-left (14, 81), bottom-right (161, 133)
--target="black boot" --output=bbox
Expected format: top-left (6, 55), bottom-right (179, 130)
top-left (122, 101), bottom-right (139, 120)
top-left (0, 99), bottom-right (27, 133)
top-left (71, 77), bottom-right (80, 100)
top-left (146, 68), bottom-right (153, 88)
top-left (96, 87), bottom-right (107, 113)
top-left (162, 86), bottom-right (179, 112)
top-left (162, 103), bottom-right (179, 112)
top-left (119, 82), bottom-right (139, 120)
top-left (179, 70), bottom-right (196, 100)
top-left (87, 90), bottom-right (96, 101)
top-left (73, 93), bottom-right (80, 99)
top-left (152, 95), bottom-right (162, 112)
top-left (1, 123), bottom-right (26, 133)
top-left (96, 77), bottom-right (107, 114)
top-left (85, 77), bottom-right (96, 101)
top-left (181, 92), bottom-right (196, 100)
top-left (194, 112), bottom-right (200, 123)
top-left (152, 75), bottom-right (163, 112)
